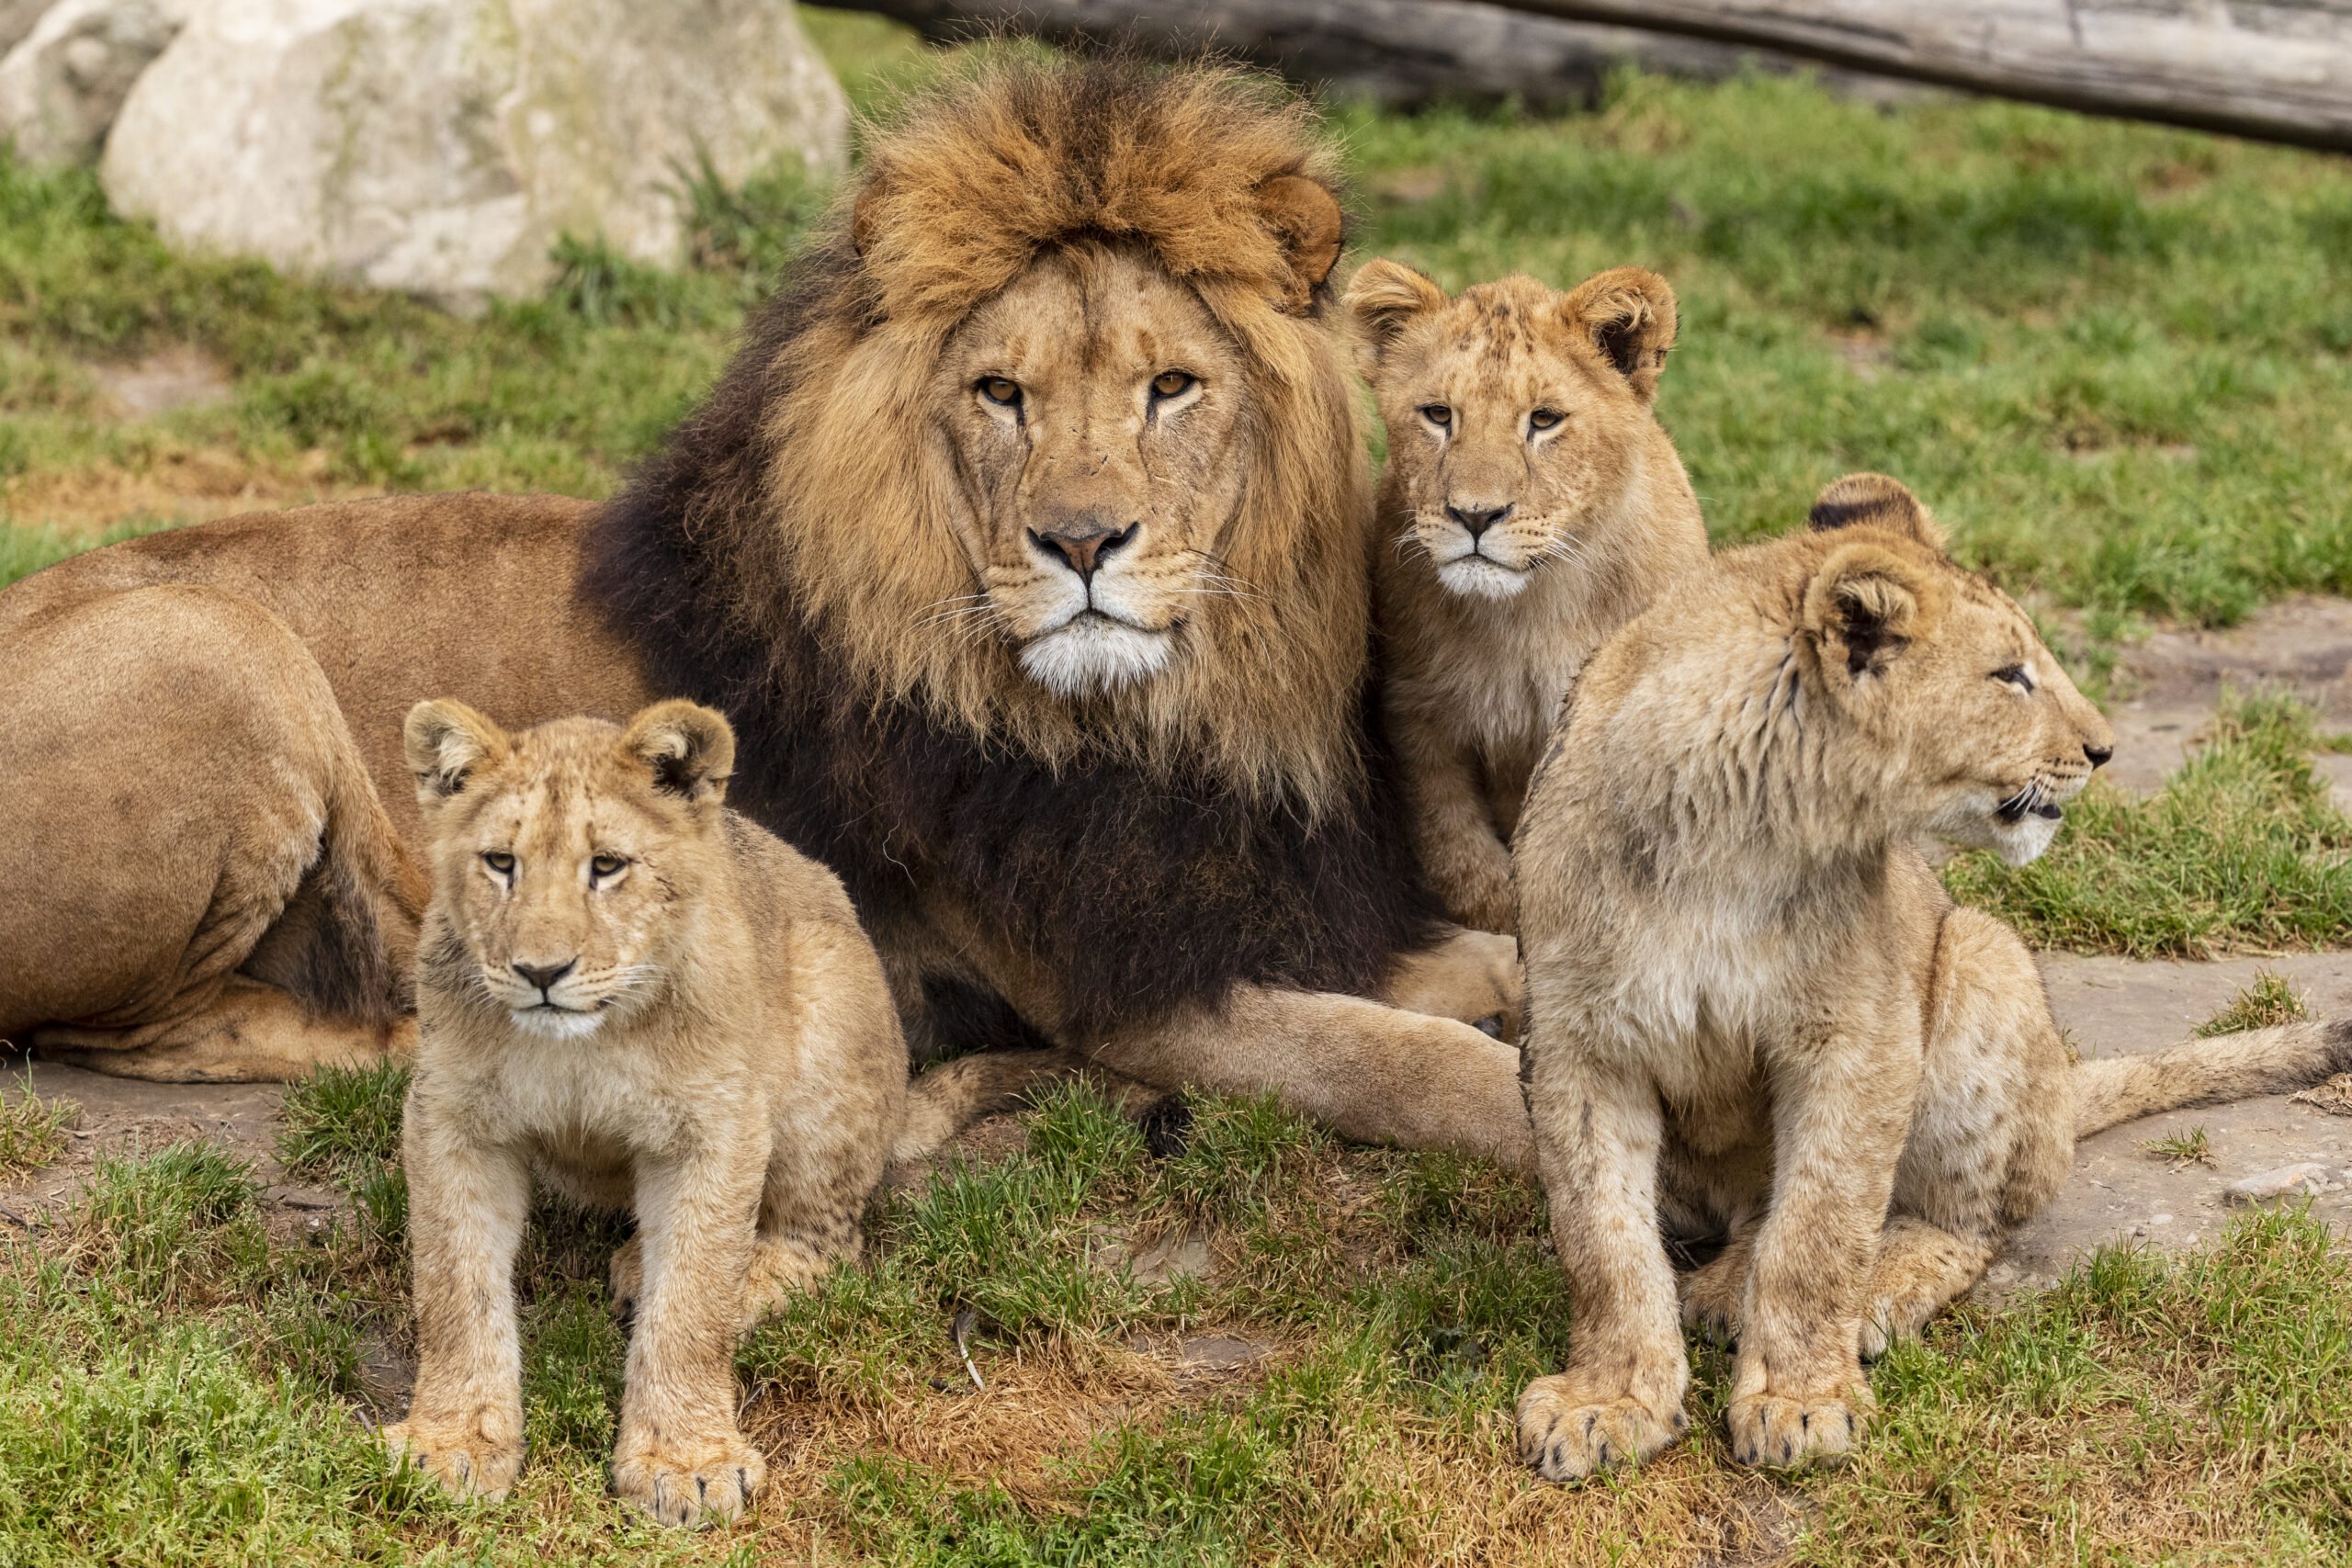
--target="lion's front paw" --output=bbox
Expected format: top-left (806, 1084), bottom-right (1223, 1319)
top-left (1679, 1254), bottom-right (1746, 1346)
top-left (382, 1415), bottom-right (524, 1502)
top-left (613, 1436), bottom-right (767, 1528)
top-left (1725, 1388), bottom-right (1864, 1469)
top-left (1516, 1375), bottom-right (1687, 1483)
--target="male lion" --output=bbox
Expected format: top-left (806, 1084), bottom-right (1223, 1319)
top-left (1512, 474), bottom-right (2352, 1481)
top-left (389, 697), bottom-right (1055, 1524)
top-left (0, 59), bottom-right (1528, 1169)
top-left (1345, 260), bottom-right (1708, 934)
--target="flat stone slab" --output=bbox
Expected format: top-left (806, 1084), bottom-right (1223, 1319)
top-left (0, 1053), bottom-right (288, 1220)
top-left (2101, 594), bottom-right (2352, 797)
top-left (1983, 952), bottom-right (2352, 1300)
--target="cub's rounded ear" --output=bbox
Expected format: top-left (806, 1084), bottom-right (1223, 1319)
top-left (623, 700), bottom-right (736, 805)
top-left (1257, 173), bottom-right (1346, 305)
top-left (404, 699), bottom-right (509, 806)
top-left (1343, 258), bottom-right (1448, 371)
top-left (1561, 266), bottom-right (1677, 402)
top-left (1807, 472), bottom-right (1949, 552)
top-left (1802, 540), bottom-right (1943, 684)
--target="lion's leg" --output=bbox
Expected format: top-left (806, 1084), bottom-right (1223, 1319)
top-left (0, 583), bottom-right (420, 1082)
top-left (1859, 1217), bottom-right (1994, 1359)
top-left (1379, 926), bottom-right (1523, 1041)
top-left (1091, 982), bottom-right (1534, 1174)
top-left (613, 1150), bottom-right (769, 1527)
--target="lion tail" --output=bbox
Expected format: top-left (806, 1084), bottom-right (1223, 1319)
top-left (891, 1049), bottom-right (1087, 1166)
top-left (2071, 1019), bottom-right (2352, 1138)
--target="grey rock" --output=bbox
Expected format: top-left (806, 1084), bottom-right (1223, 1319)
top-left (2223, 1161), bottom-right (2330, 1206)
top-left (0, 0), bottom-right (196, 168)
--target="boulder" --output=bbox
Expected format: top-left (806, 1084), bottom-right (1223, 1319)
top-left (0, 0), bottom-right (53, 58)
top-left (0, 0), bottom-right (197, 168)
top-left (99, 0), bottom-right (848, 304)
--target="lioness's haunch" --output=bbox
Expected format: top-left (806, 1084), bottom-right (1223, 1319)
top-left (387, 698), bottom-right (1065, 1526)
top-left (1346, 260), bottom-right (1709, 934)
top-left (0, 56), bottom-right (1528, 1174)
top-left (1511, 475), bottom-right (2352, 1481)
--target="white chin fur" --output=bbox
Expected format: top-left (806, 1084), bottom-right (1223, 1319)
top-left (1435, 555), bottom-right (1532, 601)
top-left (511, 1007), bottom-right (606, 1040)
top-left (1019, 616), bottom-right (1173, 694)
top-left (1928, 800), bottom-right (2063, 866)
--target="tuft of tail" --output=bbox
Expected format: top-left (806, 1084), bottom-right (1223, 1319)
top-left (2071, 1019), bottom-right (2352, 1138)
top-left (890, 1049), bottom-right (1085, 1166)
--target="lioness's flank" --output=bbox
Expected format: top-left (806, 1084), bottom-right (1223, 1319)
top-left (1346, 261), bottom-right (1708, 934)
top-left (1511, 475), bottom-right (2352, 1481)
top-left (385, 698), bottom-right (1061, 1526)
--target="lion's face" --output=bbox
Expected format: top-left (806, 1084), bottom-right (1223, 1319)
top-left (403, 700), bottom-right (736, 1038)
top-left (932, 243), bottom-right (1259, 696)
top-left (1348, 264), bottom-right (1678, 603)
top-left (1798, 478), bottom-right (2115, 865)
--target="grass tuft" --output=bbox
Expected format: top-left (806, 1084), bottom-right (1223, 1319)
top-left (0, 1070), bottom-right (77, 1181)
top-left (2197, 968), bottom-right (2311, 1035)
top-left (71, 1141), bottom-right (266, 1304)
top-left (2143, 1126), bottom-right (2215, 1168)
top-left (277, 1060), bottom-right (410, 1180)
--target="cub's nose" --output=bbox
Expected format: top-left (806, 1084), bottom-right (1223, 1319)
top-left (1445, 502), bottom-right (1513, 539)
top-left (2084, 742), bottom-right (2113, 769)
top-left (512, 959), bottom-right (576, 994)
top-left (1031, 519), bottom-right (1139, 582)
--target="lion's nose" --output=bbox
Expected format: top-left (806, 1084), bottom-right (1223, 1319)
top-left (2084, 742), bottom-right (2113, 769)
top-left (1031, 519), bottom-right (1139, 583)
top-left (513, 959), bottom-right (576, 994)
top-left (1445, 502), bottom-right (1513, 539)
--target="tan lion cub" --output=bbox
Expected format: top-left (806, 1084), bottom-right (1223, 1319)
top-left (1513, 475), bottom-right (2352, 1481)
top-left (1346, 260), bottom-right (1709, 933)
top-left (385, 697), bottom-right (1059, 1526)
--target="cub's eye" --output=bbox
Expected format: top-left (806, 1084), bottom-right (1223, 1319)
top-left (1419, 404), bottom-right (1453, 429)
top-left (590, 854), bottom-right (627, 880)
top-left (482, 852), bottom-right (515, 875)
top-left (1993, 664), bottom-right (2035, 693)
top-left (977, 376), bottom-right (1023, 407)
top-left (1149, 370), bottom-right (1196, 399)
top-left (1528, 408), bottom-right (1563, 432)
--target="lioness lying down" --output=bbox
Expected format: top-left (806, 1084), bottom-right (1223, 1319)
top-left (1513, 475), bottom-right (2352, 1481)
top-left (386, 698), bottom-right (1063, 1525)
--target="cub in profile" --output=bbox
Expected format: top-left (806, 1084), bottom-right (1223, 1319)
top-left (1512, 475), bottom-right (2352, 1482)
top-left (1346, 261), bottom-right (1709, 933)
top-left (385, 698), bottom-right (1060, 1526)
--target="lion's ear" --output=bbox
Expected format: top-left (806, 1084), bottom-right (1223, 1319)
top-left (623, 700), bottom-right (735, 806)
top-left (1258, 173), bottom-right (1345, 300)
top-left (404, 699), bottom-right (509, 806)
top-left (1807, 472), bottom-right (1949, 552)
top-left (1561, 266), bottom-right (1677, 403)
top-left (1802, 541), bottom-right (1941, 683)
top-left (1343, 259), bottom-right (1447, 370)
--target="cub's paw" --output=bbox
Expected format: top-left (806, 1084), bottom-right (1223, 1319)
top-left (382, 1416), bottom-right (524, 1502)
top-left (613, 1436), bottom-right (767, 1528)
top-left (1516, 1376), bottom-right (1687, 1483)
top-left (739, 1235), bottom-right (833, 1330)
top-left (1679, 1256), bottom-right (1745, 1346)
top-left (608, 1237), bottom-right (643, 1323)
top-left (1726, 1391), bottom-right (1863, 1469)
top-left (1858, 1282), bottom-right (1946, 1359)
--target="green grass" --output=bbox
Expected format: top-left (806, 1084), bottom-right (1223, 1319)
top-left (1944, 689), bottom-right (2352, 954)
top-left (2198, 969), bottom-right (2311, 1036)
top-left (2143, 1126), bottom-right (2214, 1168)
top-left (0, 1069), bottom-right (76, 1182)
top-left (8, 1087), bottom-right (2352, 1564)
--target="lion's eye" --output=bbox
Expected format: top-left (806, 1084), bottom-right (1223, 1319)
top-left (482, 851), bottom-right (515, 875)
top-left (1150, 370), bottom-right (1196, 400)
top-left (1420, 404), bottom-right (1453, 429)
top-left (1993, 664), bottom-right (2035, 693)
top-left (978, 376), bottom-right (1023, 407)
top-left (1529, 408), bottom-right (1563, 432)
top-left (590, 853), bottom-right (627, 880)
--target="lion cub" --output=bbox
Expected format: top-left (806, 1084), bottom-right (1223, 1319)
top-left (1513, 475), bottom-right (2352, 1483)
top-left (1346, 261), bottom-right (1709, 933)
top-left (384, 698), bottom-right (1058, 1526)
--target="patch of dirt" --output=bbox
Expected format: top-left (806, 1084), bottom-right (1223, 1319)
top-left (87, 347), bottom-right (232, 419)
top-left (1, 448), bottom-right (381, 535)
top-left (1982, 952), bottom-right (2352, 1302)
top-left (0, 1054), bottom-right (289, 1220)
top-left (2102, 594), bottom-right (2352, 796)
top-left (1826, 330), bottom-right (1891, 382)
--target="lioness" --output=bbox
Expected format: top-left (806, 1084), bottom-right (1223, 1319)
top-left (1513, 475), bottom-right (2352, 1480)
top-left (0, 59), bottom-right (1529, 1172)
top-left (1346, 261), bottom-right (1708, 933)
top-left (388, 696), bottom-right (1058, 1525)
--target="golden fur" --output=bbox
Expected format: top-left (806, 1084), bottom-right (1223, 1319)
top-left (387, 699), bottom-right (1061, 1524)
top-left (1347, 261), bottom-right (1708, 931)
top-left (1511, 476), bottom-right (2352, 1480)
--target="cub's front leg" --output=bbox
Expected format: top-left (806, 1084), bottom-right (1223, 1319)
top-left (383, 1097), bottom-right (531, 1500)
top-left (1726, 1032), bottom-right (1919, 1468)
top-left (611, 1150), bottom-right (769, 1528)
top-left (1400, 725), bottom-right (1518, 936)
top-left (1516, 1047), bottom-right (1690, 1481)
